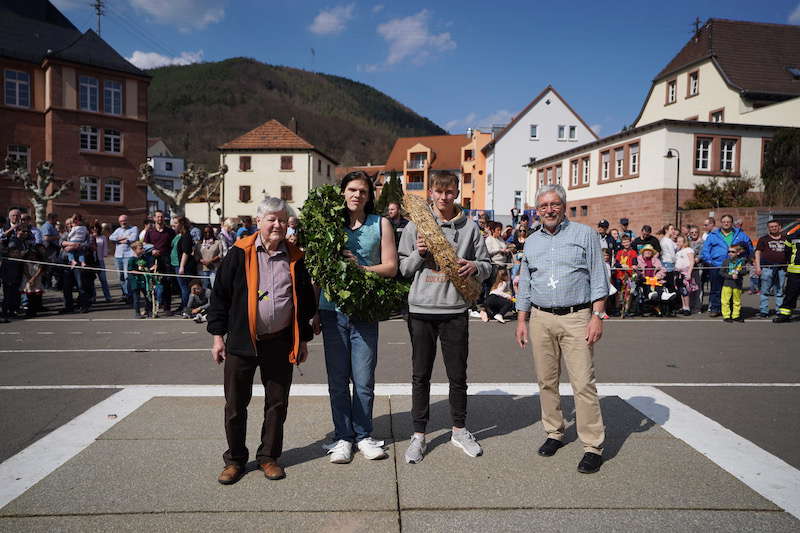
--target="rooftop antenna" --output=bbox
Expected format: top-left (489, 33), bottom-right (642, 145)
top-left (92, 0), bottom-right (105, 36)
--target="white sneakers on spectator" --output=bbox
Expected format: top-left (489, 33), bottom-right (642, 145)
top-left (493, 314), bottom-right (506, 323)
top-left (326, 438), bottom-right (386, 463)
top-left (451, 428), bottom-right (483, 457)
top-left (357, 437), bottom-right (387, 460)
top-left (405, 434), bottom-right (427, 464)
top-left (326, 439), bottom-right (353, 464)
top-left (468, 310), bottom-right (481, 318)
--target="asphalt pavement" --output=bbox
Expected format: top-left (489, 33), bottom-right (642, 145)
top-left (0, 284), bottom-right (798, 531)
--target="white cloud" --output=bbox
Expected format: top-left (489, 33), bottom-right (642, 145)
top-left (789, 2), bottom-right (800, 24)
top-left (309, 4), bottom-right (356, 35)
top-left (372, 4), bottom-right (384, 13)
top-left (366, 9), bottom-right (456, 70)
top-left (129, 0), bottom-right (224, 32)
top-left (591, 124), bottom-right (603, 136)
top-left (445, 110), bottom-right (513, 132)
top-left (126, 50), bottom-right (204, 69)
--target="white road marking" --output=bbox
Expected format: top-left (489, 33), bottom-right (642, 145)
top-left (387, 342), bottom-right (406, 345)
top-left (180, 331), bottom-right (199, 334)
top-left (36, 332), bottom-right (54, 335)
top-left (0, 383), bottom-right (798, 518)
top-left (0, 332), bottom-right (19, 335)
top-left (96, 331), bottom-right (113, 335)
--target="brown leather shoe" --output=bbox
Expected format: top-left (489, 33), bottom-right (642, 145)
top-left (217, 464), bottom-right (244, 485)
top-left (259, 459), bottom-right (285, 480)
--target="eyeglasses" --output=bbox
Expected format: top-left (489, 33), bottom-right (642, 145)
top-left (728, 250), bottom-right (737, 254)
top-left (537, 202), bottom-right (563, 210)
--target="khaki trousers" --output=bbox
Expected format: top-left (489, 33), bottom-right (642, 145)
top-left (530, 308), bottom-right (605, 454)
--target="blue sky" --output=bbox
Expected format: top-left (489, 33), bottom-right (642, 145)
top-left (55, 0), bottom-right (800, 142)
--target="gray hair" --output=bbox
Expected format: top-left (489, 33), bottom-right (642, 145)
top-left (535, 184), bottom-right (567, 207)
top-left (256, 196), bottom-right (287, 217)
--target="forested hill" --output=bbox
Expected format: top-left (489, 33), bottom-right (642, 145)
top-left (146, 57), bottom-right (446, 167)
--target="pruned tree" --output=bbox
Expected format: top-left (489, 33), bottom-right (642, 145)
top-left (139, 162), bottom-right (228, 216)
top-left (762, 128), bottom-right (800, 207)
top-left (1, 157), bottom-right (72, 225)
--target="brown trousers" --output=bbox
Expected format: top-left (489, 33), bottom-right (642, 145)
top-left (223, 331), bottom-right (294, 466)
top-left (530, 308), bottom-right (605, 454)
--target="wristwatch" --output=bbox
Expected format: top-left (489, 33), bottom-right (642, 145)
top-left (592, 311), bottom-right (606, 320)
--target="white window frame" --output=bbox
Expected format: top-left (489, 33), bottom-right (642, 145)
top-left (104, 80), bottom-right (122, 115)
top-left (629, 143), bottom-right (639, 175)
top-left (695, 138), bottom-right (712, 171)
top-left (557, 125), bottom-right (566, 140)
top-left (79, 76), bottom-right (99, 112)
top-left (103, 129), bottom-right (122, 153)
top-left (546, 167), bottom-right (553, 185)
top-left (4, 69), bottom-right (30, 108)
top-left (689, 71), bottom-right (699, 96)
top-left (555, 165), bottom-right (562, 185)
top-left (571, 160), bottom-right (578, 186)
top-left (568, 125), bottom-right (577, 140)
top-left (667, 80), bottom-right (676, 103)
top-left (720, 138), bottom-right (736, 172)
top-left (537, 169), bottom-right (544, 188)
top-left (80, 176), bottom-right (99, 201)
top-left (80, 125), bottom-right (99, 151)
top-left (7, 144), bottom-right (30, 171)
top-left (103, 178), bottom-right (122, 203)
top-left (601, 152), bottom-right (610, 180)
top-left (529, 124), bottom-right (538, 140)
top-left (614, 148), bottom-right (624, 178)
top-left (710, 110), bottom-right (724, 123)
top-left (582, 157), bottom-right (590, 184)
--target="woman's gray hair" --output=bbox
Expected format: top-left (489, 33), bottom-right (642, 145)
top-left (535, 184), bottom-right (567, 207)
top-left (256, 196), bottom-right (287, 217)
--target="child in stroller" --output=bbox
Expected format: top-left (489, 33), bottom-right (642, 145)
top-left (634, 244), bottom-right (680, 316)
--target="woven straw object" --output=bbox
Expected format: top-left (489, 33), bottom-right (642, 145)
top-left (402, 194), bottom-right (482, 304)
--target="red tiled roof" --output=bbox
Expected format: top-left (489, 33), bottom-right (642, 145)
top-left (384, 135), bottom-right (471, 172)
top-left (219, 119), bottom-right (315, 150)
top-left (654, 19), bottom-right (800, 97)
top-left (335, 165), bottom-right (386, 181)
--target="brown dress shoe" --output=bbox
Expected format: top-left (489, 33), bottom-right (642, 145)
top-left (259, 459), bottom-right (286, 480)
top-left (218, 464), bottom-right (244, 485)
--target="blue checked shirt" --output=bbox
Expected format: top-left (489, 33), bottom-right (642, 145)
top-left (515, 219), bottom-right (609, 311)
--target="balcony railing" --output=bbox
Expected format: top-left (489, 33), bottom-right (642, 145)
top-left (406, 182), bottom-right (424, 190)
top-left (407, 159), bottom-right (427, 169)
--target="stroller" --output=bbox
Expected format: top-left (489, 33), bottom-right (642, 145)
top-left (634, 271), bottom-right (681, 317)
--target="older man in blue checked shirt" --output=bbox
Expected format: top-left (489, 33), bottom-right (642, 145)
top-left (515, 184), bottom-right (609, 474)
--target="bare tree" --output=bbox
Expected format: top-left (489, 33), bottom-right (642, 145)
top-left (139, 162), bottom-right (228, 216)
top-left (1, 157), bottom-right (72, 225)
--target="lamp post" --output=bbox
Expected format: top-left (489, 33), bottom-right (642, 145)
top-left (664, 148), bottom-right (680, 227)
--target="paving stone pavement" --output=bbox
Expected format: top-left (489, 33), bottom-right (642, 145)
top-left (1, 394), bottom-right (798, 532)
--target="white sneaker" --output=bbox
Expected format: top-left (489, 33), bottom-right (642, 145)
top-left (493, 314), bottom-right (506, 323)
top-left (469, 310), bottom-right (481, 318)
top-left (451, 428), bottom-right (483, 457)
top-left (357, 437), bottom-right (387, 460)
top-left (325, 439), bottom-right (353, 464)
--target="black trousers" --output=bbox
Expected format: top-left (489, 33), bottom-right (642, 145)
top-left (485, 294), bottom-right (514, 317)
top-left (780, 272), bottom-right (800, 313)
top-left (61, 265), bottom-right (93, 312)
top-left (408, 314), bottom-right (469, 433)
top-left (223, 331), bottom-right (294, 466)
top-left (1, 261), bottom-right (23, 317)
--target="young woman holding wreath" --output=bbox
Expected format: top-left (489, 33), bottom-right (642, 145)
top-left (314, 171), bottom-right (398, 464)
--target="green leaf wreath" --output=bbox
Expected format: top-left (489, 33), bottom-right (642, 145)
top-left (299, 185), bottom-right (409, 322)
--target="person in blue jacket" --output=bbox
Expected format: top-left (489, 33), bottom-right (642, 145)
top-left (700, 214), bottom-right (753, 316)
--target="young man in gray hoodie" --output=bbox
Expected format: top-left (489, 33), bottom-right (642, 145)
top-left (398, 172), bottom-right (493, 464)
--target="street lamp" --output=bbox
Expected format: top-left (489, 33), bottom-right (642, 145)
top-left (664, 148), bottom-right (680, 227)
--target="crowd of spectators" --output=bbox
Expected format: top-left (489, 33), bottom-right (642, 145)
top-left (1, 203), bottom-right (797, 325)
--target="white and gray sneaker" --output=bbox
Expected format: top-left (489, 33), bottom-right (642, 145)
top-left (325, 439), bottom-right (353, 464)
top-left (357, 437), bottom-right (387, 460)
top-left (451, 428), bottom-right (483, 457)
top-left (404, 434), bottom-right (427, 464)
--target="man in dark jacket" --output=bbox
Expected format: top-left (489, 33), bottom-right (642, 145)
top-left (207, 197), bottom-right (316, 484)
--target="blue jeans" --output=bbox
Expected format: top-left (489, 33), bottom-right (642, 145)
top-left (708, 267), bottom-right (724, 313)
top-left (115, 257), bottom-right (129, 296)
top-left (95, 266), bottom-right (112, 301)
top-left (176, 275), bottom-right (191, 312)
top-left (320, 309), bottom-right (379, 443)
top-left (662, 261), bottom-right (675, 272)
top-left (200, 270), bottom-right (216, 290)
top-left (759, 267), bottom-right (786, 314)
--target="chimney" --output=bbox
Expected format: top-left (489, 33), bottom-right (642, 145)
top-left (289, 116), bottom-right (298, 133)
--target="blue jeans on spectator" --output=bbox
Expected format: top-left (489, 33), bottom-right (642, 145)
top-left (155, 263), bottom-right (173, 309)
top-left (95, 266), bottom-right (112, 302)
top-left (115, 257), bottom-right (129, 297)
top-left (708, 266), bottom-right (724, 313)
top-left (662, 261), bottom-right (675, 272)
top-left (320, 309), bottom-right (379, 443)
top-left (200, 270), bottom-right (216, 290)
top-left (759, 267), bottom-right (786, 314)
top-left (176, 275), bottom-right (191, 313)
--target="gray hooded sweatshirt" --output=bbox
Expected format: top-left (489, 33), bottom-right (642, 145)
top-left (398, 205), bottom-right (492, 314)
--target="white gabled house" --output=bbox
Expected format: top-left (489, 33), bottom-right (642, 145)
top-left (482, 85), bottom-right (598, 223)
